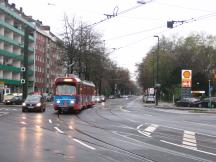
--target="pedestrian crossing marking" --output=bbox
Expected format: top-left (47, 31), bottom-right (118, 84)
top-left (183, 130), bottom-right (197, 149)
top-left (137, 124), bottom-right (158, 137)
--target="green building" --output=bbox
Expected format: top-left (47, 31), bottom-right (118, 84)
top-left (0, 1), bottom-right (35, 95)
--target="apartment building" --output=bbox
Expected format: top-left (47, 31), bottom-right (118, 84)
top-left (0, 0), bottom-right (35, 94)
top-left (34, 24), bottom-right (64, 93)
top-left (0, 0), bottom-right (64, 98)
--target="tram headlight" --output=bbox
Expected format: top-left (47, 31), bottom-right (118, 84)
top-left (70, 100), bottom-right (75, 104)
top-left (56, 100), bottom-right (60, 104)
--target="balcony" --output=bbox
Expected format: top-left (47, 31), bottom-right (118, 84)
top-left (0, 64), bottom-right (33, 76)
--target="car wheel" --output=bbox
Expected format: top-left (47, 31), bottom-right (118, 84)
top-left (198, 104), bottom-right (202, 108)
top-left (22, 108), bottom-right (26, 112)
top-left (187, 104), bottom-right (190, 107)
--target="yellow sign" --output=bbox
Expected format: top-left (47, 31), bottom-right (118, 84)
top-left (182, 70), bottom-right (192, 80)
top-left (182, 70), bottom-right (192, 88)
top-left (183, 71), bottom-right (191, 78)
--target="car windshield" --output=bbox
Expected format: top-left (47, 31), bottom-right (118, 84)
top-left (56, 85), bottom-right (76, 95)
top-left (25, 95), bottom-right (41, 102)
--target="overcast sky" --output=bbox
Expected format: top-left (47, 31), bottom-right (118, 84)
top-left (9, 0), bottom-right (216, 79)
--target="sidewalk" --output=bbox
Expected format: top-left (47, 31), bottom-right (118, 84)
top-left (144, 102), bottom-right (216, 113)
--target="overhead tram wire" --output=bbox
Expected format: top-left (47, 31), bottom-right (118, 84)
top-left (106, 25), bottom-right (164, 41)
top-left (112, 10), bottom-right (216, 51)
top-left (86, 1), bottom-right (153, 28)
top-left (155, 2), bottom-right (214, 13)
top-left (172, 11), bottom-right (216, 28)
top-left (117, 29), bottom-right (169, 50)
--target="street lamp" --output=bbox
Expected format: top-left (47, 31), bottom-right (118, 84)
top-left (209, 80), bottom-right (212, 107)
top-left (154, 35), bottom-right (159, 106)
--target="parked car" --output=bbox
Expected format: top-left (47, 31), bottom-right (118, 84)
top-left (175, 97), bottom-right (200, 107)
top-left (94, 96), bottom-right (102, 103)
top-left (193, 97), bottom-right (216, 108)
top-left (100, 95), bottom-right (106, 102)
top-left (4, 96), bottom-right (23, 105)
top-left (22, 94), bottom-right (46, 112)
top-left (108, 95), bottom-right (115, 99)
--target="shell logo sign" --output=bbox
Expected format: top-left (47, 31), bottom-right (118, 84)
top-left (181, 70), bottom-right (192, 88)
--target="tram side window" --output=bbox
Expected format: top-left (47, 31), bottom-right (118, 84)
top-left (77, 84), bottom-right (81, 95)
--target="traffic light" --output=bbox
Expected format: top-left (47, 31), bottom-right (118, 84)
top-left (167, 21), bottom-right (174, 28)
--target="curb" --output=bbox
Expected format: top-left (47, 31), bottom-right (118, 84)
top-left (144, 103), bottom-right (216, 113)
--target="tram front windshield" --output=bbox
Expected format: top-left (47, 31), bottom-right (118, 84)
top-left (56, 84), bottom-right (76, 95)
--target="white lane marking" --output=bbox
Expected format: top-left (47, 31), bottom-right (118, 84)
top-left (184, 130), bottom-right (195, 135)
top-left (143, 113), bottom-right (153, 117)
top-left (54, 127), bottom-right (64, 134)
top-left (0, 112), bottom-right (9, 116)
top-left (145, 122), bottom-right (216, 138)
top-left (125, 119), bottom-right (138, 123)
top-left (48, 119), bottom-right (52, 124)
top-left (73, 138), bottom-right (96, 150)
top-left (112, 131), bottom-right (146, 147)
top-left (115, 125), bottom-right (135, 130)
top-left (21, 121), bottom-right (27, 125)
top-left (183, 130), bottom-right (197, 149)
top-left (69, 125), bottom-right (73, 130)
top-left (35, 125), bottom-right (41, 128)
top-left (137, 124), bottom-right (143, 130)
top-left (184, 120), bottom-right (216, 128)
top-left (137, 124), bottom-right (158, 137)
top-left (138, 130), bottom-right (152, 137)
top-left (145, 124), bottom-right (158, 132)
top-left (161, 140), bottom-right (216, 156)
top-left (119, 106), bottom-right (130, 112)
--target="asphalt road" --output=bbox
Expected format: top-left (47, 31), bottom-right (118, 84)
top-left (0, 96), bottom-right (216, 162)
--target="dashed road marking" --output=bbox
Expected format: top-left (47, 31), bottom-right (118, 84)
top-left (49, 119), bottom-right (52, 124)
top-left (20, 121), bottom-right (27, 125)
top-left (119, 106), bottom-right (130, 112)
top-left (0, 112), bottom-right (9, 116)
top-left (73, 138), bottom-right (96, 150)
top-left (54, 127), bottom-right (64, 134)
top-left (0, 108), bottom-right (18, 111)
